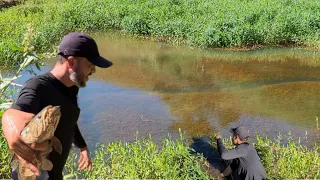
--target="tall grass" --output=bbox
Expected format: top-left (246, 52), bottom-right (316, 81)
top-left (254, 133), bottom-right (320, 179)
top-left (0, 109), bottom-right (11, 179)
top-left (0, 120), bottom-right (319, 179)
top-left (0, 1), bottom-right (319, 178)
top-left (1, 0), bottom-right (320, 68)
top-left (63, 133), bottom-right (212, 179)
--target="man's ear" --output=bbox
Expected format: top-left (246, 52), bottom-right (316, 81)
top-left (234, 135), bottom-right (240, 140)
top-left (66, 56), bottom-right (76, 69)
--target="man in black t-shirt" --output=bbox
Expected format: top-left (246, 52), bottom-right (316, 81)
top-left (1, 32), bottom-right (112, 179)
top-left (216, 126), bottom-right (268, 180)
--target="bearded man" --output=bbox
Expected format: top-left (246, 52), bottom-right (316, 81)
top-left (1, 32), bottom-right (113, 180)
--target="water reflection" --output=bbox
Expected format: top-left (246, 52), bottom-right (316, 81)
top-left (90, 32), bottom-right (320, 145)
top-left (92, 33), bottom-right (320, 93)
top-left (5, 31), bottom-right (320, 148)
top-left (162, 82), bottom-right (320, 143)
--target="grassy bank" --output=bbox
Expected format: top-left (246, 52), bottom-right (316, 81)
top-left (63, 134), bottom-right (213, 179)
top-left (1, 0), bottom-right (320, 68)
top-left (0, 110), bottom-right (319, 179)
top-left (253, 134), bottom-right (320, 179)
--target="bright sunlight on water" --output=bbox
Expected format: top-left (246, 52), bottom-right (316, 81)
top-left (11, 31), bottom-right (320, 150)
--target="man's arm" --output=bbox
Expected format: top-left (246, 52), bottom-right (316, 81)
top-left (2, 78), bottom-right (47, 176)
top-left (216, 138), bottom-right (248, 160)
top-left (73, 124), bottom-right (92, 171)
top-left (2, 109), bottom-right (35, 153)
top-left (73, 124), bottom-right (87, 148)
top-left (220, 166), bottom-right (232, 178)
top-left (1, 109), bottom-right (48, 176)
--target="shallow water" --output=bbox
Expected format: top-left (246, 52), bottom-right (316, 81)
top-left (8, 31), bottom-right (320, 149)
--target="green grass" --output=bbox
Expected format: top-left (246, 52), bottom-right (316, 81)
top-left (1, 1), bottom-right (320, 178)
top-left (1, 0), bottom-right (320, 68)
top-left (254, 134), bottom-right (320, 179)
top-left (63, 133), bottom-right (212, 179)
top-left (0, 124), bottom-right (11, 179)
top-left (0, 126), bottom-right (213, 179)
top-left (1, 114), bottom-right (319, 179)
top-left (0, 95), bottom-right (11, 179)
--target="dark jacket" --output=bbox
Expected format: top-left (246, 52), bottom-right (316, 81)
top-left (217, 138), bottom-right (268, 180)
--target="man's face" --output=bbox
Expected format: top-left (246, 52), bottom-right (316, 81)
top-left (69, 56), bottom-right (96, 88)
top-left (232, 135), bottom-right (240, 145)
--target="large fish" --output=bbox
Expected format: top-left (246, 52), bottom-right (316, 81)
top-left (10, 105), bottom-right (62, 180)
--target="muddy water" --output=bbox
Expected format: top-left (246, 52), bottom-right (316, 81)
top-left (11, 31), bottom-right (320, 149)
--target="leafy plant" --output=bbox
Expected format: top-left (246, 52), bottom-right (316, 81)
top-left (63, 132), bottom-right (212, 179)
top-left (0, 23), bottom-right (43, 109)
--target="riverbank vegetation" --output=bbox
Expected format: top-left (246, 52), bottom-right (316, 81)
top-left (1, 67), bottom-right (320, 179)
top-left (1, 0), bottom-right (320, 179)
top-left (0, 119), bottom-right (319, 179)
top-left (1, 74), bottom-right (320, 179)
top-left (63, 132), bottom-right (320, 179)
top-left (1, 69), bottom-right (320, 179)
top-left (1, 0), bottom-right (320, 68)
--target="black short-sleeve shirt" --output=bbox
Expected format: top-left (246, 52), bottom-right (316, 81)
top-left (11, 72), bottom-right (86, 179)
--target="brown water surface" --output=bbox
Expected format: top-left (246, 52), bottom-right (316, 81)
top-left (13, 31), bottom-right (320, 149)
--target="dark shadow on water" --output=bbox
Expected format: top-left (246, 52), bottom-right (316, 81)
top-left (190, 136), bottom-right (239, 180)
top-left (190, 137), bottom-right (222, 170)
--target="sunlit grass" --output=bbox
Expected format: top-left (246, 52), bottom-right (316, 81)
top-left (63, 133), bottom-right (212, 179)
top-left (0, 115), bottom-right (319, 179)
top-left (1, 0), bottom-right (320, 68)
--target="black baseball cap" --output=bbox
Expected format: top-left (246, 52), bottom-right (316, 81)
top-left (58, 32), bottom-right (112, 68)
top-left (230, 126), bottom-right (250, 140)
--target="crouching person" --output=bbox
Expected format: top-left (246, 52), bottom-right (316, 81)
top-left (215, 126), bottom-right (268, 180)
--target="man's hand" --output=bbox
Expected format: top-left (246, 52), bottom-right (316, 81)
top-left (220, 173), bottom-right (225, 179)
top-left (11, 140), bottom-right (41, 176)
top-left (215, 134), bottom-right (221, 140)
top-left (78, 147), bottom-right (92, 171)
top-left (221, 166), bottom-right (232, 178)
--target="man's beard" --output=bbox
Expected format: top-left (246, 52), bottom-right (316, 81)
top-left (70, 67), bottom-right (86, 88)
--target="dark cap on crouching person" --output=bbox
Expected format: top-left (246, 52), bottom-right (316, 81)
top-left (230, 125), bottom-right (250, 141)
top-left (57, 32), bottom-right (113, 68)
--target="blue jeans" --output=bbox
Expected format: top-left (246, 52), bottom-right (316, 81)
top-left (11, 168), bottom-right (49, 180)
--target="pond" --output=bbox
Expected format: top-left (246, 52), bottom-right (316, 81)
top-left (9, 31), bottom-right (320, 150)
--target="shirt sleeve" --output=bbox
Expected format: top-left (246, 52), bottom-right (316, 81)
top-left (73, 124), bottom-right (87, 148)
top-left (217, 138), bottom-right (248, 160)
top-left (10, 78), bottom-right (43, 115)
